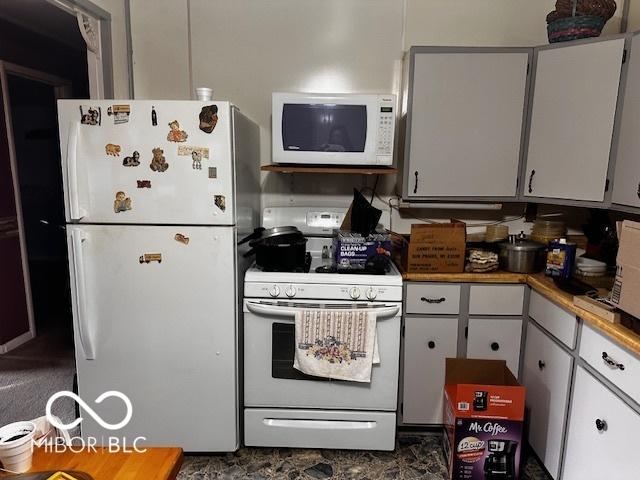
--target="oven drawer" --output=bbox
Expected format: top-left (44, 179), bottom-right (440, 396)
top-left (244, 408), bottom-right (396, 450)
top-left (405, 284), bottom-right (461, 314)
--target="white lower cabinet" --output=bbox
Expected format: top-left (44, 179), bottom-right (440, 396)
top-left (563, 367), bottom-right (640, 480)
top-left (522, 323), bottom-right (572, 480)
top-left (466, 317), bottom-right (522, 374)
top-left (402, 316), bottom-right (458, 424)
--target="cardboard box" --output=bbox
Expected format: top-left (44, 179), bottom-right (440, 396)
top-left (611, 220), bottom-right (640, 319)
top-left (443, 358), bottom-right (526, 480)
top-left (401, 222), bottom-right (466, 273)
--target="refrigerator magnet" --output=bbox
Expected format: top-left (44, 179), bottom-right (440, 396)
top-left (151, 106), bottom-right (158, 126)
top-left (174, 233), bottom-right (190, 245)
top-left (167, 120), bottom-right (188, 142)
top-left (105, 143), bottom-right (121, 156)
top-left (122, 151), bottom-right (140, 166)
top-left (139, 253), bottom-right (162, 264)
top-left (199, 105), bottom-right (218, 133)
top-left (214, 195), bottom-right (226, 212)
top-left (208, 167), bottom-right (217, 179)
top-left (177, 145), bottom-right (209, 158)
top-left (80, 105), bottom-right (101, 125)
top-left (150, 148), bottom-right (169, 172)
top-left (192, 151), bottom-right (202, 170)
top-left (107, 104), bottom-right (131, 124)
top-left (114, 191), bottom-right (132, 213)
top-left (137, 180), bottom-right (151, 188)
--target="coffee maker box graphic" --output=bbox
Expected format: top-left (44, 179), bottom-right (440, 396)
top-left (443, 359), bottom-right (526, 480)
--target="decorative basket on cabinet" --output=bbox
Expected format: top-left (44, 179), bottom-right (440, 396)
top-left (546, 0), bottom-right (617, 43)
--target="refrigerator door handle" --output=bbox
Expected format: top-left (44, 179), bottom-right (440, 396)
top-left (70, 229), bottom-right (95, 359)
top-left (66, 122), bottom-right (86, 220)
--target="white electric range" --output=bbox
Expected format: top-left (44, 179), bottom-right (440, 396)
top-left (243, 207), bottom-right (403, 451)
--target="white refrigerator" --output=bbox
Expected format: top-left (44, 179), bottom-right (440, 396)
top-left (57, 100), bottom-right (260, 451)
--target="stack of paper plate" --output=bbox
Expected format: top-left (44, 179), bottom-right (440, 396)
top-left (574, 256), bottom-right (607, 277)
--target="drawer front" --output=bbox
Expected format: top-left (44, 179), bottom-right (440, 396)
top-left (469, 284), bottom-right (525, 315)
top-left (528, 290), bottom-right (577, 349)
top-left (467, 317), bottom-right (522, 374)
top-left (244, 408), bottom-right (396, 451)
top-left (580, 323), bottom-right (640, 404)
top-left (405, 284), bottom-right (461, 314)
top-left (522, 323), bottom-right (572, 479)
top-left (402, 316), bottom-right (458, 424)
top-left (563, 367), bottom-right (640, 480)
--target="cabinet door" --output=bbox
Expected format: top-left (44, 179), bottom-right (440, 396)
top-left (522, 323), bottom-right (572, 480)
top-left (524, 38), bottom-right (625, 202)
top-left (613, 33), bottom-right (640, 208)
top-left (466, 317), bottom-right (522, 374)
top-left (402, 316), bottom-right (458, 424)
top-left (563, 367), bottom-right (640, 480)
top-left (406, 49), bottom-right (529, 199)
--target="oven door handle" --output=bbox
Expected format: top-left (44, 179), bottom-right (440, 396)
top-left (245, 302), bottom-right (400, 319)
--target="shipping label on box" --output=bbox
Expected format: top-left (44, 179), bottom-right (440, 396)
top-left (406, 222), bottom-right (466, 273)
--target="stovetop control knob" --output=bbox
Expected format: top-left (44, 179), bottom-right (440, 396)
top-left (349, 287), bottom-right (361, 299)
top-left (268, 285), bottom-right (280, 298)
top-left (366, 287), bottom-right (377, 300)
top-left (285, 285), bottom-right (297, 298)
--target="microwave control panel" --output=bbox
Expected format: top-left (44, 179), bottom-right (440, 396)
top-left (376, 96), bottom-right (395, 162)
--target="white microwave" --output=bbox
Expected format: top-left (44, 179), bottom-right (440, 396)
top-left (272, 92), bottom-right (396, 166)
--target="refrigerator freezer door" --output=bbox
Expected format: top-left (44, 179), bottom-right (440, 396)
top-left (66, 224), bottom-right (238, 451)
top-left (58, 100), bottom-right (234, 225)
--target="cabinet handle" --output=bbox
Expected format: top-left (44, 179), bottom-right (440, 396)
top-left (636, 182), bottom-right (640, 199)
top-left (413, 171), bottom-right (419, 194)
top-left (602, 352), bottom-right (625, 370)
top-left (420, 297), bottom-right (446, 304)
top-left (528, 170), bottom-right (536, 194)
top-left (427, 340), bottom-right (436, 349)
top-left (538, 360), bottom-right (545, 370)
top-left (491, 342), bottom-right (500, 352)
top-left (595, 418), bottom-right (607, 432)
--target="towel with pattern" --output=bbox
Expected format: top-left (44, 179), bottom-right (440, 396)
top-left (293, 309), bottom-right (379, 383)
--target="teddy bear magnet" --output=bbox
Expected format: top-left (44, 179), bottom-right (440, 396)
top-left (150, 147), bottom-right (169, 172)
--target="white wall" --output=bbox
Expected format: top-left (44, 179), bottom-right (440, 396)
top-left (91, 0), bottom-right (130, 98)
top-left (129, 0), bottom-right (626, 233)
top-left (130, 0), bottom-right (190, 99)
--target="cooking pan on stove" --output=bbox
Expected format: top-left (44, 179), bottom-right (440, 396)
top-left (238, 226), bottom-right (309, 272)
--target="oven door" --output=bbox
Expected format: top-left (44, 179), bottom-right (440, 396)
top-left (243, 299), bottom-right (401, 411)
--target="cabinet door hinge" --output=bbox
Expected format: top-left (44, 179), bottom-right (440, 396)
top-left (527, 62), bottom-right (530, 75)
top-left (400, 402), bottom-right (403, 415)
top-left (464, 326), bottom-right (468, 339)
top-left (401, 325), bottom-right (405, 337)
top-left (623, 49), bottom-right (628, 65)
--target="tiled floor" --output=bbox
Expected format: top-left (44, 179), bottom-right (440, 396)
top-left (178, 432), bottom-right (550, 479)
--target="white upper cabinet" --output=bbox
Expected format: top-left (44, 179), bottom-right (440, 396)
top-left (524, 38), bottom-right (626, 203)
top-left (403, 48), bottom-right (530, 199)
top-left (613, 33), bottom-right (640, 209)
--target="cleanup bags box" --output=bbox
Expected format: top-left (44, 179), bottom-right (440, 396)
top-left (611, 220), bottom-right (640, 319)
top-left (401, 221), bottom-right (466, 273)
top-left (443, 358), bottom-right (525, 480)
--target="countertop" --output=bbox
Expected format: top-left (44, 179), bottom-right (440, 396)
top-left (403, 269), bottom-right (640, 357)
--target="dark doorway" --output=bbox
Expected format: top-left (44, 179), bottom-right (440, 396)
top-left (7, 74), bottom-right (71, 339)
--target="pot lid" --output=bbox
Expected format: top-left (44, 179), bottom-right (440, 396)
top-left (500, 239), bottom-right (545, 251)
top-left (259, 226), bottom-right (301, 240)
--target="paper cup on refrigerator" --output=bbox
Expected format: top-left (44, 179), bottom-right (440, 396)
top-left (195, 87), bottom-right (213, 101)
top-left (0, 421), bottom-right (36, 473)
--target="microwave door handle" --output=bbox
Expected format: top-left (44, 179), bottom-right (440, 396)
top-left (245, 302), bottom-right (399, 319)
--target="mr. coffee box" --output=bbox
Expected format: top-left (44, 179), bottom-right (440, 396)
top-left (443, 359), bottom-right (526, 480)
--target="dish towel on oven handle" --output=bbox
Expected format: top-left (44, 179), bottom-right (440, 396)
top-left (293, 309), bottom-right (379, 383)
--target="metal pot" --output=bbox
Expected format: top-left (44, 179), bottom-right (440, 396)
top-left (498, 236), bottom-right (546, 273)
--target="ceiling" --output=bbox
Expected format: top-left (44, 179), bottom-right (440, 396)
top-left (0, 0), bottom-right (86, 51)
